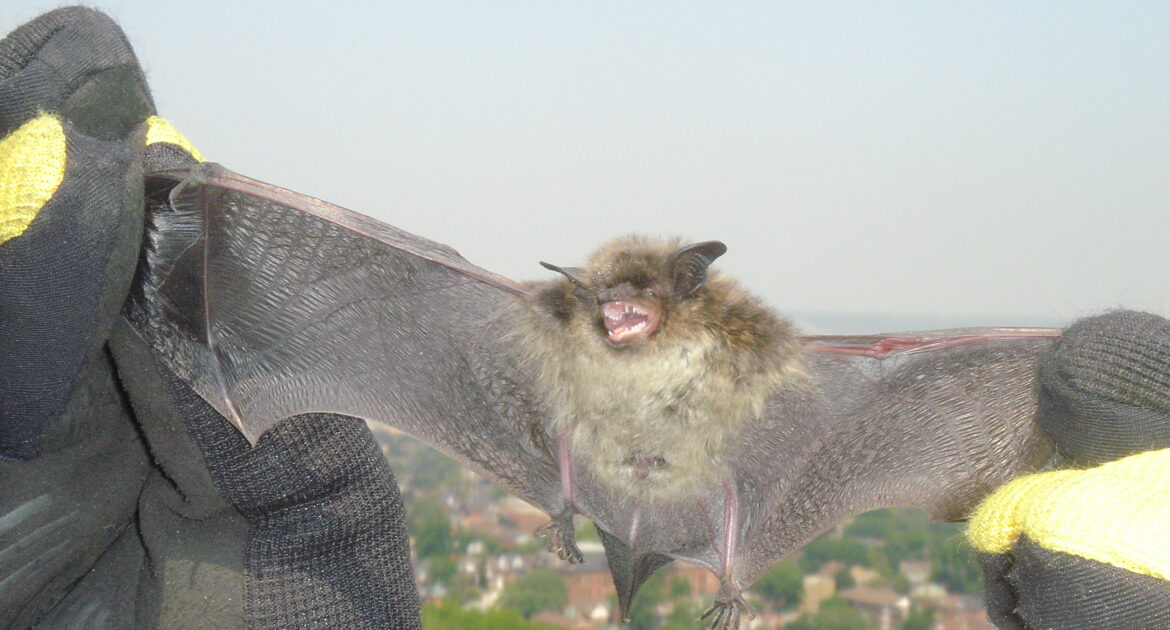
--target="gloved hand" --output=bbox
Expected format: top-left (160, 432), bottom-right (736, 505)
top-left (968, 310), bottom-right (1170, 629)
top-left (0, 7), bottom-right (419, 629)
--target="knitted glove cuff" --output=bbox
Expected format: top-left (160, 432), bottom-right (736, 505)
top-left (1037, 310), bottom-right (1170, 465)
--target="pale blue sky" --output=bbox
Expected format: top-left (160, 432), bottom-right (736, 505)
top-left (6, 2), bottom-right (1169, 331)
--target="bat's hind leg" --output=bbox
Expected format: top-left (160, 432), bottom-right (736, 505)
top-left (535, 428), bottom-right (583, 563)
top-left (535, 506), bottom-right (583, 563)
top-left (699, 478), bottom-right (756, 629)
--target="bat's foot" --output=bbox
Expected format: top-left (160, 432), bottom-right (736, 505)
top-left (534, 508), bottom-right (583, 564)
top-left (700, 584), bottom-right (755, 630)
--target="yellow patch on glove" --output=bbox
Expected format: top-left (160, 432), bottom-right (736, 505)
top-left (0, 113), bottom-right (67, 245)
top-left (968, 448), bottom-right (1170, 580)
top-left (145, 116), bottom-right (205, 162)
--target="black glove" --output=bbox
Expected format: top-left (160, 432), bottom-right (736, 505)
top-left (1, 7), bottom-right (420, 628)
top-left (968, 310), bottom-right (1170, 630)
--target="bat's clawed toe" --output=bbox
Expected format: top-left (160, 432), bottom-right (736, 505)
top-left (700, 584), bottom-right (755, 630)
top-left (534, 508), bottom-right (583, 563)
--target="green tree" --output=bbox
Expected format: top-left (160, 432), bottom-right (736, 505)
top-left (451, 529), bottom-right (504, 556)
top-left (753, 557), bottom-right (803, 610)
top-left (445, 571), bottom-right (480, 604)
top-left (406, 496), bottom-right (451, 559)
top-left (577, 520), bottom-right (600, 541)
top-left (865, 546), bottom-right (895, 580)
top-left (670, 575), bottom-right (692, 598)
top-left (787, 596), bottom-right (873, 630)
top-left (902, 606), bottom-right (935, 630)
top-left (429, 556), bottom-right (457, 585)
top-left (424, 600), bottom-right (557, 630)
top-left (499, 569), bottom-right (568, 619)
top-left (800, 535), bottom-right (870, 572)
top-left (883, 527), bottom-right (927, 567)
top-left (890, 572), bottom-right (911, 595)
top-left (407, 446), bottom-right (462, 491)
top-left (844, 509), bottom-right (939, 567)
top-left (844, 510), bottom-right (897, 540)
top-left (931, 535), bottom-right (983, 594)
top-left (662, 601), bottom-right (703, 630)
top-left (627, 571), bottom-right (667, 630)
top-left (833, 565), bottom-right (856, 590)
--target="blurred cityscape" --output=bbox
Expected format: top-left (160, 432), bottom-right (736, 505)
top-left (371, 426), bottom-right (996, 630)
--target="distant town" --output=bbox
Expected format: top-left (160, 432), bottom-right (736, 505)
top-left (372, 426), bottom-right (995, 630)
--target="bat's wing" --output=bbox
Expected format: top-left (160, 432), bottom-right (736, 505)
top-left (122, 163), bottom-right (562, 513)
top-left (735, 328), bottom-right (1060, 593)
top-left (800, 327), bottom-right (1062, 517)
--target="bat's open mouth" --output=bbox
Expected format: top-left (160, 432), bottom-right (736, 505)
top-left (600, 299), bottom-right (661, 345)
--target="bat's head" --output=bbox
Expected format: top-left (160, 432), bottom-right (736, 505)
top-left (539, 237), bottom-right (731, 348)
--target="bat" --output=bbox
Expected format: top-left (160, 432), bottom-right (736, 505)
top-left (119, 162), bottom-right (1060, 628)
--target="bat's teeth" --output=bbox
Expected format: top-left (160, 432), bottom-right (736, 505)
top-left (600, 299), bottom-right (660, 344)
top-left (602, 301), bottom-right (646, 323)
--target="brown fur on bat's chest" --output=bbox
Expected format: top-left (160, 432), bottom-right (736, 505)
top-left (557, 343), bottom-right (782, 499)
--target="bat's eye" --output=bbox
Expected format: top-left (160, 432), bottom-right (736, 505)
top-left (572, 286), bottom-right (595, 303)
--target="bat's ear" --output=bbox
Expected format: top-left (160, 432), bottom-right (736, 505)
top-left (539, 262), bottom-right (592, 293)
top-left (668, 241), bottom-right (727, 297)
